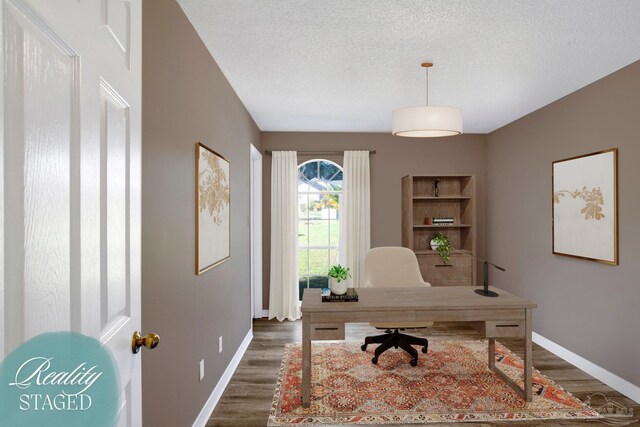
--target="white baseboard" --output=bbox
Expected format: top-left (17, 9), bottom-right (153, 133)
top-left (192, 329), bottom-right (253, 427)
top-left (533, 332), bottom-right (640, 404)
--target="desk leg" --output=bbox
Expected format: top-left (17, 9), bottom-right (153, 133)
top-left (488, 312), bottom-right (533, 402)
top-left (302, 315), bottom-right (311, 408)
top-left (488, 338), bottom-right (495, 369)
top-left (524, 308), bottom-right (533, 402)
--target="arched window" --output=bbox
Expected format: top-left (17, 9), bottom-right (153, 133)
top-left (297, 159), bottom-right (343, 299)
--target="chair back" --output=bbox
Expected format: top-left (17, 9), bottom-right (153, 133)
top-left (364, 247), bottom-right (430, 288)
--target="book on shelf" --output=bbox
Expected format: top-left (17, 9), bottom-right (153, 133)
top-left (433, 217), bottom-right (455, 224)
top-left (321, 287), bottom-right (358, 302)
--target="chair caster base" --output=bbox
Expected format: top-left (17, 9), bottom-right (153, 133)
top-left (363, 329), bottom-right (429, 367)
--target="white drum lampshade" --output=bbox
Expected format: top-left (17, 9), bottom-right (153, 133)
top-left (392, 62), bottom-right (463, 138)
top-left (392, 106), bottom-right (463, 137)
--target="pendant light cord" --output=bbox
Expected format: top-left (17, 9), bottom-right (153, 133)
top-left (425, 66), bottom-right (429, 107)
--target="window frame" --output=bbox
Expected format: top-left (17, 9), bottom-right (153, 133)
top-left (297, 159), bottom-right (343, 299)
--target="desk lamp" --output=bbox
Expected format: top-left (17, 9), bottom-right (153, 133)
top-left (475, 261), bottom-right (506, 297)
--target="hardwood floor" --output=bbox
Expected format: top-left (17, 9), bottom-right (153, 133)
top-left (206, 319), bottom-right (639, 426)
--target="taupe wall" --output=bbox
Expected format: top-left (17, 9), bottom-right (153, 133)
top-left (142, 1), bottom-right (261, 426)
top-left (261, 132), bottom-right (488, 308)
top-left (487, 61), bottom-right (640, 386)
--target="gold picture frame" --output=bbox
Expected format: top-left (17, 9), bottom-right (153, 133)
top-left (552, 148), bottom-right (618, 265)
top-left (196, 142), bottom-right (230, 274)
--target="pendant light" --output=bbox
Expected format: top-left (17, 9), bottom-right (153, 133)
top-left (392, 62), bottom-right (463, 137)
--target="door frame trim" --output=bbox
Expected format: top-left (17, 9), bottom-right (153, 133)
top-left (249, 144), bottom-right (263, 320)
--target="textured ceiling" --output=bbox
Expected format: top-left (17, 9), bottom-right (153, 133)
top-left (176, 1), bottom-right (640, 134)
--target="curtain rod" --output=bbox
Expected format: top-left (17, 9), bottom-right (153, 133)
top-left (264, 150), bottom-right (376, 155)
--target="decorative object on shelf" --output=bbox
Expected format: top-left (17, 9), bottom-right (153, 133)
top-left (196, 142), bottom-right (230, 275)
top-left (328, 264), bottom-right (351, 295)
top-left (392, 62), bottom-right (463, 138)
top-left (430, 233), bottom-right (451, 264)
top-left (434, 177), bottom-right (440, 197)
top-left (424, 217), bottom-right (433, 225)
top-left (474, 259), bottom-right (506, 297)
top-left (552, 148), bottom-right (618, 265)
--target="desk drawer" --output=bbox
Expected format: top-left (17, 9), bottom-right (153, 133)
top-left (484, 320), bottom-right (525, 338)
top-left (311, 323), bottom-right (345, 340)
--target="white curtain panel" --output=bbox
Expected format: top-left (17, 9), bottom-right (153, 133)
top-left (269, 151), bottom-right (300, 321)
top-left (340, 151), bottom-right (371, 288)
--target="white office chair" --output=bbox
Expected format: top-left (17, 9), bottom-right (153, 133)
top-left (361, 246), bottom-right (431, 366)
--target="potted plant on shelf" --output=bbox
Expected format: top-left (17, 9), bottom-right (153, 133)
top-left (430, 232), bottom-right (452, 264)
top-left (328, 264), bottom-right (351, 295)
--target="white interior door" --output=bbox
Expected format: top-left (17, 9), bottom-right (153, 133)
top-left (0, 0), bottom-right (142, 425)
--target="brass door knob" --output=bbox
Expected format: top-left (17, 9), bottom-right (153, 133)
top-left (132, 331), bottom-right (160, 354)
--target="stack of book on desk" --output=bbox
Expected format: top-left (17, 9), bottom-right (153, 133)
top-left (321, 287), bottom-right (358, 302)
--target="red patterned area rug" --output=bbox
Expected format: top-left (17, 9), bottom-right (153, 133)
top-left (268, 339), bottom-right (601, 425)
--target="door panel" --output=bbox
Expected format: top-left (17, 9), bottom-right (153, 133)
top-left (101, 80), bottom-right (129, 326)
top-left (99, 78), bottom-right (135, 398)
top-left (117, 385), bottom-right (131, 427)
top-left (1, 0), bottom-right (142, 425)
top-left (101, 0), bottom-right (130, 67)
top-left (3, 0), bottom-right (80, 351)
top-left (22, 13), bottom-right (74, 339)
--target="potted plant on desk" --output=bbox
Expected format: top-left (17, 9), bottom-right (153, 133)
top-left (430, 232), bottom-right (452, 264)
top-left (328, 264), bottom-right (351, 295)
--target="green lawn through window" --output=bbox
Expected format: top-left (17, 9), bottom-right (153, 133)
top-left (298, 216), bottom-right (339, 276)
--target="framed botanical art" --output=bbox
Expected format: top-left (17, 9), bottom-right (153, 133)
top-left (196, 142), bottom-right (230, 274)
top-left (552, 148), bottom-right (618, 265)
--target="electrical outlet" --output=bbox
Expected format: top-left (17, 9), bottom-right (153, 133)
top-left (199, 359), bottom-right (204, 382)
top-left (218, 336), bottom-right (223, 354)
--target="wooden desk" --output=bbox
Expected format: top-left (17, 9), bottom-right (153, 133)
top-left (301, 286), bottom-right (536, 408)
